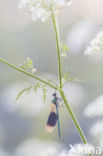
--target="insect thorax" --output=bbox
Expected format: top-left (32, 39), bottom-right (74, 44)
top-left (52, 97), bottom-right (57, 105)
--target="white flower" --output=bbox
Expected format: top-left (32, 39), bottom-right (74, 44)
top-left (85, 31), bottom-right (103, 55)
top-left (31, 68), bottom-right (37, 73)
top-left (84, 95), bottom-right (103, 118)
top-left (19, 0), bottom-right (71, 22)
top-left (60, 53), bottom-right (67, 58)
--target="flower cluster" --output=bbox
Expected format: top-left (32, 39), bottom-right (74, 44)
top-left (85, 31), bottom-right (103, 55)
top-left (20, 57), bottom-right (37, 74)
top-left (19, 0), bottom-right (71, 22)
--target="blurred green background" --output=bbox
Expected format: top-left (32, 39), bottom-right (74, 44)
top-left (0, 0), bottom-right (103, 155)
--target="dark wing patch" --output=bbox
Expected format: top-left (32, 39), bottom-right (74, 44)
top-left (47, 112), bottom-right (58, 127)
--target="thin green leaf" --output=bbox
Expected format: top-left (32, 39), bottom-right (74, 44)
top-left (41, 85), bottom-right (47, 104)
top-left (15, 86), bottom-right (32, 102)
top-left (27, 57), bottom-right (33, 66)
top-left (33, 82), bottom-right (40, 92)
top-left (34, 85), bottom-right (38, 92)
top-left (37, 82), bottom-right (40, 88)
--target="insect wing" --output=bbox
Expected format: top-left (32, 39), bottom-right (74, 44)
top-left (45, 104), bottom-right (58, 132)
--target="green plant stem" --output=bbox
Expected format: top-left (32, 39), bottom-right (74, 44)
top-left (52, 14), bottom-right (91, 156)
top-left (0, 58), bottom-right (58, 90)
top-left (52, 13), bottom-right (88, 143)
top-left (60, 88), bottom-right (87, 144)
top-left (52, 13), bottom-right (62, 87)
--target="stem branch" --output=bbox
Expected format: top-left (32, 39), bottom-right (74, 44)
top-left (0, 58), bottom-right (58, 90)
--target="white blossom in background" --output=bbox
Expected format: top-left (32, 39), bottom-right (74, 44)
top-left (19, 0), bottom-right (71, 22)
top-left (85, 31), bottom-right (103, 55)
top-left (60, 53), bottom-right (67, 58)
top-left (13, 139), bottom-right (95, 156)
top-left (13, 139), bottom-right (65, 156)
top-left (90, 121), bottom-right (103, 138)
top-left (84, 95), bottom-right (103, 118)
top-left (89, 120), bottom-right (103, 151)
top-left (67, 21), bottom-right (94, 55)
top-left (62, 143), bottom-right (95, 156)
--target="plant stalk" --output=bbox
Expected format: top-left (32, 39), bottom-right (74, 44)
top-left (52, 14), bottom-right (91, 156)
top-left (0, 58), bottom-right (58, 90)
top-left (52, 12), bottom-right (87, 144)
top-left (52, 13), bottom-right (62, 88)
top-left (60, 88), bottom-right (87, 144)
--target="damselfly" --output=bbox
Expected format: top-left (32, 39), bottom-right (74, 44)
top-left (45, 92), bottom-right (61, 138)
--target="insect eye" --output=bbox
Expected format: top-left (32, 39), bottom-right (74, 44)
top-left (52, 93), bottom-right (56, 97)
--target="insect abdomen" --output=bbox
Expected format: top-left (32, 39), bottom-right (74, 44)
top-left (45, 111), bottom-right (58, 132)
top-left (45, 103), bottom-right (58, 132)
top-left (47, 112), bottom-right (58, 126)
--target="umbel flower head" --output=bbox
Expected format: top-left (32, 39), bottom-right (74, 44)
top-left (85, 31), bottom-right (103, 55)
top-left (19, 0), bottom-right (71, 22)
